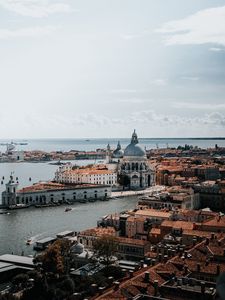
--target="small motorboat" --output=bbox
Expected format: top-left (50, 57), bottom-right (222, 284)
top-left (65, 207), bottom-right (72, 212)
top-left (26, 239), bottom-right (32, 245)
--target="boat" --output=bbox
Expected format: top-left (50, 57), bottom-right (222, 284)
top-left (26, 239), bottom-right (32, 245)
top-left (49, 160), bottom-right (66, 166)
top-left (79, 199), bottom-right (87, 203)
top-left (35, 204), bottom-right (55, 208)
top-left (65, 207), bottom-right (72, 212)
top-left (0, 211), bottom-right (10, 215)
top-left (88, 198), bottom-right (96, 202)
top-left (8, 204), bottom-right (30, 210)
top-left (138, 195), bottom-right (150, 201)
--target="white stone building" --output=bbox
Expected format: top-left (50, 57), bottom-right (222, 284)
top-left (2, 177), bottom-right (111, 207)
top-left (55, 166), bottom-right (117, 186)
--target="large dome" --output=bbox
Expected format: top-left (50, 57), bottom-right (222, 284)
top-left (124, 130), bottom-right (146, 157)
top-left (124, 143), bottom-right (145, 157)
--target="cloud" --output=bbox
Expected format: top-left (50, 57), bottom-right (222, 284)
top-left (0, 25), bottom-right (58, 39)
top-left (181, 76), bottom-right (199, 81)
top-left (173, 102), bottom-right (225, 110)
top-left (67, 110), bottom-right (225, 129)
top-left (0, 0), bottom-right (74, 18)
top-left (157, 5), bottom-right (225, 46)
top-left (1, 110), bottom-right (225, 139)
top-left (112, 98), bottom-right (147, 104)
top-left (202, 112), bottom-right (225, 126)
top-left (209, 47), bottom-right (225, 52)
top-left (150, 79), bottom-right (167, 86)
top-left (109, 89), bottom-right (138, 94)
top-left (120, 30), bottom-right (150, 40)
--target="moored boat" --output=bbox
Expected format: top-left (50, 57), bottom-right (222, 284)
top-left (8, 204), bottom-right (30, 210)
top-left (65, 207), bottom-right (72, 212)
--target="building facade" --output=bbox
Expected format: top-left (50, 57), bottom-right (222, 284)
top-left (55, 165), bottom-right (117, 186)
top-left (2, 177), bottom-right (111, 207)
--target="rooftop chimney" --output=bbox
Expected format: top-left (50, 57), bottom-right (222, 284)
top-left (217, 265), bottom-right (221, 275)
top-left (145, 257), bottom-right (151, 266)
top-left (113, 281), bottom-right (120, 290)
top-left (98, 287), bottom-right (105, 295)
top-left (144, 271), bottom-right (150, 282)
top-left (164, 255), bottom-right (168, 262)
top-left (158, 253), bottom-right (162, 262)
top-left (154, 280), bottom-right (159, 296)
top-left (140, 260), bottom-right (144, 267)
top-left (129, 270), bottom-right (134, 278)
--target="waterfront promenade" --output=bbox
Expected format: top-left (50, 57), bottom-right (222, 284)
top-left (112, 185), bottom-right (165, 198)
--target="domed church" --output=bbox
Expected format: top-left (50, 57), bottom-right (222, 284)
top-left (118, 130), bottom-right (155, 189)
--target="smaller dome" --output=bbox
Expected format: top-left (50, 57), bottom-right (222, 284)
top-left (112, 141), bottom-right (124, 158)
top-left (71, 242), bottom-right (84, 254)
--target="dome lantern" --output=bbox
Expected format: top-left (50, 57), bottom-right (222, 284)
top-left (123, 130), bottom-right (146, 157)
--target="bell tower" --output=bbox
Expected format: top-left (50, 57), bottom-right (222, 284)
top-left (3, 174), bottom-right (19, 207)
top-left (106, 143), bottom-right (112, 164)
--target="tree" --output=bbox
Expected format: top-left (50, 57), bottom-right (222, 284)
top-left (0, 294), bottom-right (17, 300)
top-left (38, 239), bottom-right (70, 274)
top-left (92, 235), bottom-right (118, 269)
top-left (117, 174), bottom-right (130, 189)
top-left (12, 273), bottom-right (29, 288)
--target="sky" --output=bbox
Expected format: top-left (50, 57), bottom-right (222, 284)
top-left (0, 0), bottom-right (225, 138)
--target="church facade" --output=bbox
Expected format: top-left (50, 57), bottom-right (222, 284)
top-left (117, 130), bottom-right (155, 189)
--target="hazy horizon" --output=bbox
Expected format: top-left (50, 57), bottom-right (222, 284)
top-left (1, 136), bottom-right (225, 141)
